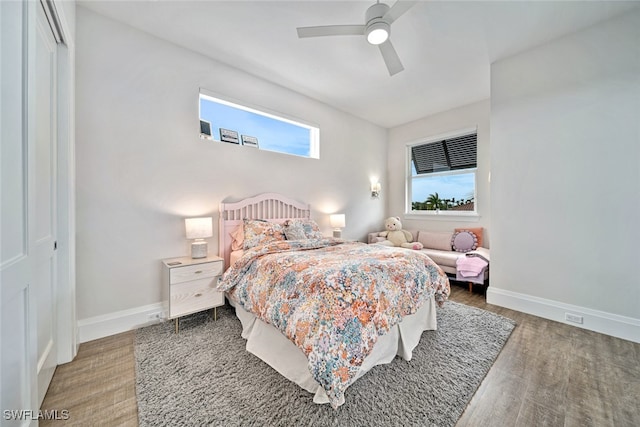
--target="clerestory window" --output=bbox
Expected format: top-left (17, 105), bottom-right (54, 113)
top-left (199, 91), bottom-right (319, 159)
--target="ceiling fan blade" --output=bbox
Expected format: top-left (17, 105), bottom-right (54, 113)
top-left (379, 39), bottom-right (404, 76)
top-left (383, 1), bottom-right (418, 24)
top-left (297, 25), bottom-right (365, 38)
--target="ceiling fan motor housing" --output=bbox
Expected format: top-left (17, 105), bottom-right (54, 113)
top-left (365, 2), bottom-right (390, 24)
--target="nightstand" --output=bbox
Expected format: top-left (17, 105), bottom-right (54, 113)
top-left (161, 255), bottom-right (224, 333)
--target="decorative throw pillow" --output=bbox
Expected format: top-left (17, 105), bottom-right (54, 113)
top-left (451, 230), bottom-right (478, 253)
top-left (283, 218), bottom-right (323, 240)
top-left (283, 221), bottom-right (308, 240)
top-left (417, 231), bottom-right (454, 251)
top-left (230, 223), bottom-right (244, 251)
top-left (242, 219), bottom-right (285, 250)
top-left (455, 227), bottom-right (483, 248)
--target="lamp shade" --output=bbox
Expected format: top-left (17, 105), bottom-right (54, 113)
top-left (185, 217), bottom-right (213, 239)
top-left (330, 214), bottom-right (346, 229)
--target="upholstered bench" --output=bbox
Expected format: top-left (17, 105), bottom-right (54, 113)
top-left (368, 228), bottom-right (489, 292)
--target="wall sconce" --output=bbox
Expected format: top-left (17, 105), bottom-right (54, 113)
top-left (371, 182), bottom-right (381, 198)
top-left (329, 214), bottom-right (346, 238)
top-left (185, 217), bottom-right (213, 259)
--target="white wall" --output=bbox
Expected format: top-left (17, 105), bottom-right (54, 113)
top-left (387, 100), bottom-right (491, 241)
top-left (489, 11), bottom-right (640, 341)
top-left (75, 7), bottom-right (387, 332)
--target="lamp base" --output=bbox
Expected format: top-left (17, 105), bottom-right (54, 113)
top-left (333, 229), bottom-right (342, 238)
top-left (191, 241), bottom-right (208, 259)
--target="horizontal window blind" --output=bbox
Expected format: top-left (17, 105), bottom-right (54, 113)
top-left (412, 132), bottom-right (477, 174)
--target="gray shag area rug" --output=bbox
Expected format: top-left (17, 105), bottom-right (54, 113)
top-left (135, 301), bottom-right (515, 427)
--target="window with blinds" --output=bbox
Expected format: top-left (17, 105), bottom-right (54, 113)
top-left (408, 130), bottom-right (477, 213)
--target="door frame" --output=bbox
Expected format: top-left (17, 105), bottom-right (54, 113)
top-left (47, 0), bottom-right (77, 364)
top-left (34, 0), bottom-right (77, 366)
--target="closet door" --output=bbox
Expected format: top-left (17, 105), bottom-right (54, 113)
top-left (1, 0), bottom-right (61, 418)
top-left (1, 1), bottom-right (40, 421)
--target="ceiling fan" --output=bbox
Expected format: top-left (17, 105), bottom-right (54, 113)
top-left (296, 1), bottom-right (417, 76)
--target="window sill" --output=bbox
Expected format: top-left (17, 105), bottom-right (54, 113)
top-left (404, 211), bottom-right (480, 222)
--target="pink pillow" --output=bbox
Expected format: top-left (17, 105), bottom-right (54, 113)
top-left (418, 231), bottom-right (454, 251)
top-left (455, 227), bottom-right (483, 247)
top-left (451, 230), bottom-right (478, 253)
top-left (230, 224), bottom-right (244, 251)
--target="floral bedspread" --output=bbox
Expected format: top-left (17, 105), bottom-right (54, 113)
top-left (217, 239), bottom-right (450, 408)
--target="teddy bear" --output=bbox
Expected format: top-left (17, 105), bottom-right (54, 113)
top-left (377, 217), bottom-right (423, 250)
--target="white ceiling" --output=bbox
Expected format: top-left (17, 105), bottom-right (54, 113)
top-left (79, 0), bottom-right (639, 128)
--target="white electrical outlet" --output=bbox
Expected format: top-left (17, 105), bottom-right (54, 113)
top-left (565, 313), bottom-right (583, 324)
top-left (147, 311), bottom-right (162, 321)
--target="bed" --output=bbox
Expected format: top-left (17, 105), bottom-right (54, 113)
top-left (217, 193), bottom-right (450, 408)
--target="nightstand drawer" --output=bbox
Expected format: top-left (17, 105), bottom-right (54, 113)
top-left (169, 277), bottom-right (224, 318)
top-left (170, 262), bottom-right (223, 284)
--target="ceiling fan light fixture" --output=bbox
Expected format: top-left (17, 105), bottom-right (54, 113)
top-left (296, 0), bottom-right (416, 75)
top-left (366, 21), bottom-right (389, 45)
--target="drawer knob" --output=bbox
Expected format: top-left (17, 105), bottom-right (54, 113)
top-left (194, 270), bottom-right (203, 274)
top-left (195, 293), bottom-right (202, 297)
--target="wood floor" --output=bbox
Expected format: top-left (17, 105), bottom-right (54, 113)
top-left (40, 283), bottom-right (640, 426)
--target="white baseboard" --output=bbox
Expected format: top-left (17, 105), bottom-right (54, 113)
top-left (77, 302), bottom-right (166, 343)
top-left (487, 287), bottom-right (640, 343)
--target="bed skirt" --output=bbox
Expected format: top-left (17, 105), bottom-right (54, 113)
top-left (230, 297), bottom-right (438, 406)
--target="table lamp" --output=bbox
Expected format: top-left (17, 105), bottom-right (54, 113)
top-left (330, 214), bottom-right (346, 238)
top-left (185, 217), bottom-right (213, 258)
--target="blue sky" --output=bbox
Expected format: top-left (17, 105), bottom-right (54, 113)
top-left (411, 171), bottom-right (475, 203)
top-left (200, 97), bottom-right (310, 157)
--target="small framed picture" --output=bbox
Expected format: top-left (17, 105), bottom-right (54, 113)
top-left (220, 128), bottom-right (239, 144)
top-left (241, 135), bottom-right (259, 148)
top-left (200, 120), bottom-right (212, 140)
